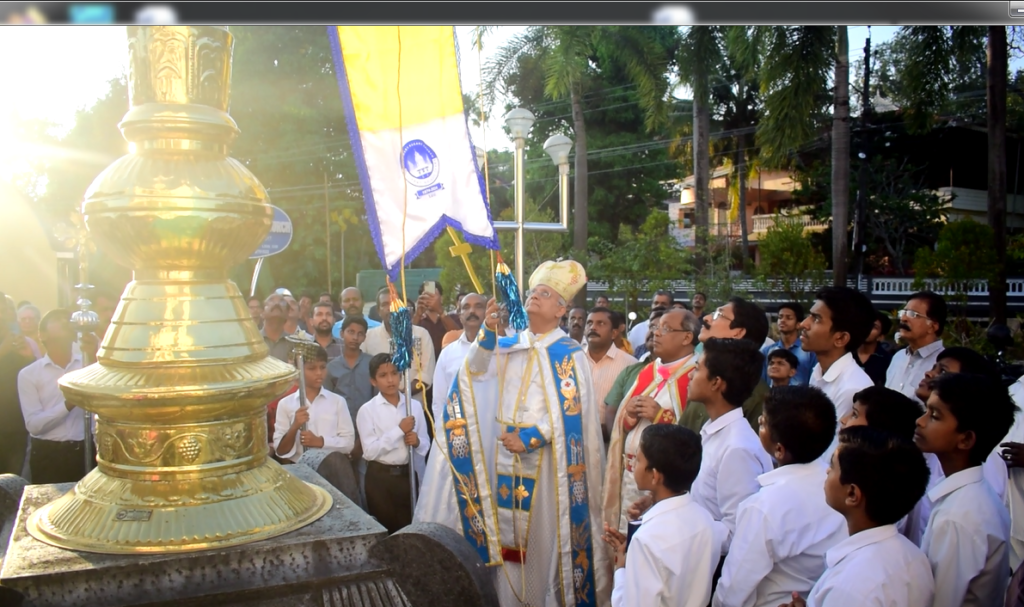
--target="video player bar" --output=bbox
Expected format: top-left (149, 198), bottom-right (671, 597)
top-left (2, 1), bottom-right (1021, 25)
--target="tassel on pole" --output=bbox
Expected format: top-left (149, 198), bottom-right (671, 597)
top-left (494, 253), bottom-right (528, 332)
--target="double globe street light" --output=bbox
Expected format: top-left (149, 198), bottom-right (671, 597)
top-left (492, 107), bottom-right (573, 290)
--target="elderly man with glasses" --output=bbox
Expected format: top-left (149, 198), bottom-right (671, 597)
top-left (676, 297), bottom-right (771, 434)
top-left (884, 290), bottom-right (947, 400)
top-left (414, 259), bottom-right (611, 607)
top-left (602, 308), bottom-right (700, 534)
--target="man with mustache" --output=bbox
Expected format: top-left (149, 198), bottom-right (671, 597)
top-left (604, 309), bottom-right (668, 440)
top-left (568, 305), bottom-right (587, 344)
top-left (331, 287), bottom-right (380, 339)
top-left (429, 293), bottom-right (492, 428)
top-left (583, 306), bottom-right (638, 437)
top-left (885, 290), bottom-right (946, 400)
top-left (603, 308), bottom-right (698, 534)
top-left (283, 295), bottom-right (302, 335)
top-left (310, 302), bottom-right (342, 361)
top-left (261, 293), bottom-right (294, 363)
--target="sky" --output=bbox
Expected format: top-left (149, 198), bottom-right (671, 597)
top-left (0, 25), bottom-right (1014, 183)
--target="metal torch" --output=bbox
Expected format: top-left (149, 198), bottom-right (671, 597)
top-left (71, 283), bottom-right (100, 474)
top-left (286, 332), bottom-right (320, 455)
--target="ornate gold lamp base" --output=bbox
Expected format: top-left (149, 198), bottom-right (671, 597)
top-left (26, 462), bottom-right (331, 554)
top-left (25, 25), bottom-right (340, 555)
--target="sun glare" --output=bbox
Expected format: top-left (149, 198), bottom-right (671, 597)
top-left (0, 26), bottom-right (127, 189)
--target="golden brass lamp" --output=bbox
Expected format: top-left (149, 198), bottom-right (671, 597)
top-left (26, 25), bottom-right (332, 554)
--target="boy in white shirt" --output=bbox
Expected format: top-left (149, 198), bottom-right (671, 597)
top-left (781, 426), bottom-right (933, 607)
top-left (356, 353), bottom-right (429, 534)
top-left (602, 424), bottom-right (719, 607)
top-left (838, 386), bottom-right (924, 537)
top-left (686, 337), bottom-right (774, 587)
top-left (913, 372), bottom-right (1016, 607)
top-left (274, 344), bottom-right (355, 463)
top-left (713, 386), bottom-right (847, 607)
top-left (839, 386), bottom-right (922, 442)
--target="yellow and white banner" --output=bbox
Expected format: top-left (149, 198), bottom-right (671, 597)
top-left (328, 26), bottom-right (498, 278)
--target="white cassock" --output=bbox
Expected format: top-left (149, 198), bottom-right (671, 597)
top-left (419, 323), bottom-right (611, 607)
top-left (414, 332), bottom-right (499, 534)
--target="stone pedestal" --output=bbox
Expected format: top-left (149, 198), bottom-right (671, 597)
top-left (1, 465), bottom-right (389, 607)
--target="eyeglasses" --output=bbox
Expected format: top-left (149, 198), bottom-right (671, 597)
top-left (653, 325), bottom-right (692, 336)
top-left (898, 309), bottom-right (932, 322)
top-left (712, 307), bottom-right (733, 322)
top-left (525, 289), bottom-right (556, 300)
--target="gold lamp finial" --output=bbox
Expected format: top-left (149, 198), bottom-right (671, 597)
top-left (26, 25), bottom-right (332, 554)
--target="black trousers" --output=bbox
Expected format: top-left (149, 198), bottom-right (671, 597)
top-left (707, 554), bottom-right (726, 607)
top-left (0, 431), bottom-right (27, 476)
top-left (30, 439), bottom-right (91, 485)
top-left (365, 460), bottom-right (413, 534)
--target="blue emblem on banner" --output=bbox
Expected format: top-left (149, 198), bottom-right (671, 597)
top-left (402, 140), bottom-right (440, 188)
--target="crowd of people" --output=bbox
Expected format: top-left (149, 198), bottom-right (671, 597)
top-left (7, 262), bottom-right (1024, 607)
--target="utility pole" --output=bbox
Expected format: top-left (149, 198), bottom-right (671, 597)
top-left (854, 28), bottom-right (871, 289)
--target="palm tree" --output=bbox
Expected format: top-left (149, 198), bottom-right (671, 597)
top-left (891, 26), bottom-right (1006, 322)
top-left (756, 27), bottom-right (844, 282)
top-left (481, 27), bottom-right (672, 268)
top-left (676, 26), bottom-right (725, 269)
top-left (719, 26), bottom-right (764, 262)
top-left (832, 27), bottom-right (851, 287)
top-left (988, 26), bottom-right (1009, 324)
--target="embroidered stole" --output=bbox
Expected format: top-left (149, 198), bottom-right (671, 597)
top-left (601, 356), bottom-right (695, 532)
top-left (493, 336), bottom-right (598, 607)
top-left (443, 358), bottom-right (502, 565)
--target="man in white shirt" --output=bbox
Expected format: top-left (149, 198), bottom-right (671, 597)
top-left (686, 338), bottom-right (773, 557)
top-left (627, 290), bottom-right (673, 349)
top-left (799, 287), bottom-right (874, 436)
top-left (1001, 374), bottom-right (1024, 570)
top-left (915, 373), bottom-right (1013, 607)
top-left (273, 344), bottom-right (355, 463)
top-left (713, 386), bottom-right (847, 607)
top-left (885, 291), bottom-right (946, 399)
top-left (430, 293), bottom-right (487, 426)
top-left (782, 426), bottom-right (933, 607)
top-left (603, 424), bottom-right (719, 607)
top-left (17, 308), bottom-right (90, 484)
top-left (361, 289), bottom-right (435, 402)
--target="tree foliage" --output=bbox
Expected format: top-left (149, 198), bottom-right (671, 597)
top-left (587, 212), bottom-right (690, 311)
top-left (754, 218), bottom-right (827, 306)
top-left (885, 26), bottom-right (987, 133)
top-left (755, 26), bottom-right (835, 169)
top-left (483, 26), bottom-right (680, 256)
top-left (860, 158), bottom-right (949, 275)
top-left (692, 229), bottom-right (749, 307)
top-left (913, 219), bottom-right (1000, 311)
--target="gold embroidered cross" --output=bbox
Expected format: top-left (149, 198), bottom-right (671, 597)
top-left (514, 485), bottom-right (530, 501)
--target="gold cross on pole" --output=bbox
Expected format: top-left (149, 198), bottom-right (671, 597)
top-left (445, 226), bottom-right (484, 294)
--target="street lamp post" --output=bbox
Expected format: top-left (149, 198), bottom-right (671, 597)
top-left (495, 108), bottom-right (572, 290)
